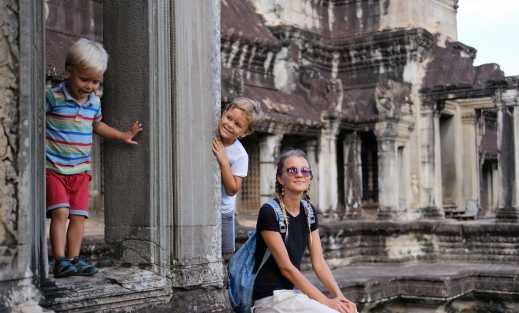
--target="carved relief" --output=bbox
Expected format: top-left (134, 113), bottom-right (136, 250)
top-left (298, 66), bottom-right (343, 112)
top-left (222, 69), bottom-right (244, 102)
top-left (375, 79), bottom-right (413, 120)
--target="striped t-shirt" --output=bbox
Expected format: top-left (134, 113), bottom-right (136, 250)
top-left (46, 83), bottom-right (102, 175)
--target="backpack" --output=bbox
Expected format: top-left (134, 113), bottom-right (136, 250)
top-left (227, 198), bottom-right (316, 313)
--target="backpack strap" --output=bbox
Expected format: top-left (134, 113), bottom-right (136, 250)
top-left (301, 199), bottom-right (316, 227)
top-left (257, 249), bottom-right (271, 274)
top-left (266, 199), bottom-right (286, 234)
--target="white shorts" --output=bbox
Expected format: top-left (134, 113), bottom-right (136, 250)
top-left (253, 289), bottom-right (339, 313)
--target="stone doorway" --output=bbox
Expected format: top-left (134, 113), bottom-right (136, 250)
top-left (38, 0), bottom-right (174, 283)
top-left (360, 131), bottom-right (378, 212)
top-left (44, 0), bottom-right (106, 268)
top-left (480, 159), bottom-right (498, 217)
top-left (439, 113), bottom-right (458, 213)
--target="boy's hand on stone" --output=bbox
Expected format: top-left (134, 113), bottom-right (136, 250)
top-left (212, 138), bottom-right (227, 165)
top-left (121, 121), bottom-right (143, 145)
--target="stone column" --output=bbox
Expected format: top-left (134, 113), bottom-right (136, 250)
top-left (343, 132), bottom-right (363, 219)
top-left (514, 104), bottom-right (519, 209)
top-left (103, 0), bottom-right (171, 271)
top-left (496, 90), bottom-right (519, 221)
top-left (259, 134), bottom-right (283, 204)
top-left (460, 108), bottom-right (480, 216)
top-left (418, 108), bottom-right (443, 218)
top-left (169, 1), bottom-right (224, 288)
top-left (375, 122), bottom-right (402, 219)
top-left (318, 116), bottom-right (340, 216)
top-left (305, 139), bottom-right (320, 204)
top-left (375, 115), bottom-right (416, 220)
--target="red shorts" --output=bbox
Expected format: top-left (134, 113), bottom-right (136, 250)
top-left (46, 170), bottom-right (90, 218)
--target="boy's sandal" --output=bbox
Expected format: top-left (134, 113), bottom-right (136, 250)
top-left (53, 257), bottom-right (77, 278)
top-left (71, 256), bottom-right (98, 276)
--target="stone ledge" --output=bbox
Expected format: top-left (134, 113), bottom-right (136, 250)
top-left (239, 220), bottom-right (519, 264)
top-left (150, 287), bottom-right (230, 313)
top-left (41, 267), bottom-right (172, 312)
top-left (307, 262), bottom-right (519, 307)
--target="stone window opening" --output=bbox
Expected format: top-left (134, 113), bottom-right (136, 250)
top-left (478, 109), bottom-right (499, 219)
top-left (337, 131), bottom-right (346, 213)
top-left (480, 159), bottom-right (498, 218)
top-left (236, 133), bottom-right (261, 227)
top-left (360, 131), bottom-right (378, 206)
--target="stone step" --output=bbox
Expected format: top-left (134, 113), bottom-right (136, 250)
top-left (41, 267), bottom-right (171, 312)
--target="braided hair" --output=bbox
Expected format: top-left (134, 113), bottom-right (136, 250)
top-left (275, 149), bottom-right (314, 244)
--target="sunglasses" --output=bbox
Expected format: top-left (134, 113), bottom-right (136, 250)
top-left (285, 167), bottom-right (313, 178)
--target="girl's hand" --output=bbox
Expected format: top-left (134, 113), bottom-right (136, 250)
top-left (324, 296), bottom-right (357, 313)
top-left (212, 138), bottom-right (228, 165)
top-left (121, 121), bottom-right (144, 144)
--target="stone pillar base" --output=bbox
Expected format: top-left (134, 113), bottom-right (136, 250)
top-left (344, 210), bottom-right (363, 220)
top-left (418, 206), bottom-right (444, 219)
top-left (154, 287), bottom-right (230, 313)
top-left (496, 207), bottom-right (519, 222)
top-left (377, 206), bottom-right (407, 220)
top-left (170, 260), bottom-right (225, 288)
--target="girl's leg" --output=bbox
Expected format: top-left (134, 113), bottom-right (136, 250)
top-left (66, 215), bottom-right (85, 259)
top-left (287, 292), bottom-right (339, 313)
top-left (50, 208), bottom-right (70, 259)
top-left (252, 295), bottom-right (278, 313)
top-left (258, 290), bottom-right (339, 313)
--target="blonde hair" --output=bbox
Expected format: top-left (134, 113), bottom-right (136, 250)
top-left (223, 97), bottom-right (258, 136)
top-left (65, 38), bottom-right (109, 74)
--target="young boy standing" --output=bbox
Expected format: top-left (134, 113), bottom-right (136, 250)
top-left (46, 38), bottom-right (143, 277)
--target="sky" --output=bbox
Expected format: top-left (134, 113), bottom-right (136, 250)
top-left (457, 0), bottom-right (519, 76)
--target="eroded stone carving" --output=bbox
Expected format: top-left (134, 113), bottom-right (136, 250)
top-left (299, 65), bottom-right (343, 112)
top-left (375, 79), bottom-right (413, 120)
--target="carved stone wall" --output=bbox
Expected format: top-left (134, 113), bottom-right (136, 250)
top-left (0, 0), bottom-right (20, 274)
top-left (0, 0), bottom-right (47, 311)
top-left (249, 0), bottom-right (458, 40)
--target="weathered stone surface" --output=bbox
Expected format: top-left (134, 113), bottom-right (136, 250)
top-left (0, 0), bottom-right (20, 274)
top-left (41, 268), bottom-right (172, 312)
top-left (308, 262), bottom-right (519, 312)
top-left (0, 279), bottom-right (50, 313)
top-left (239, 220), bottom-right (519, 266)
top-left (153, 287), bottom-right (230, 313)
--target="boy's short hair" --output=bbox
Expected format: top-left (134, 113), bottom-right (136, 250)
top-left (65, 38), bottom-right (109, 74)
top-left (224, 97), bottom-right (258, 136)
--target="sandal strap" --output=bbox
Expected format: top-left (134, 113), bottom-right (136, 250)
top-left (55, 257), bottom-right (76, 273)
top-left (72, 256), bottom-right (96, 272)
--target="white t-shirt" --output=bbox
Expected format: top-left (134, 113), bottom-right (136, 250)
top-left (221, 139), bottom-right (248, 215)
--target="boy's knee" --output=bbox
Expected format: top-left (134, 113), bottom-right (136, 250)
top-left (51, 208), bottom-right (70, 220)
top-left (69, 215), bottom-right (86, 223)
